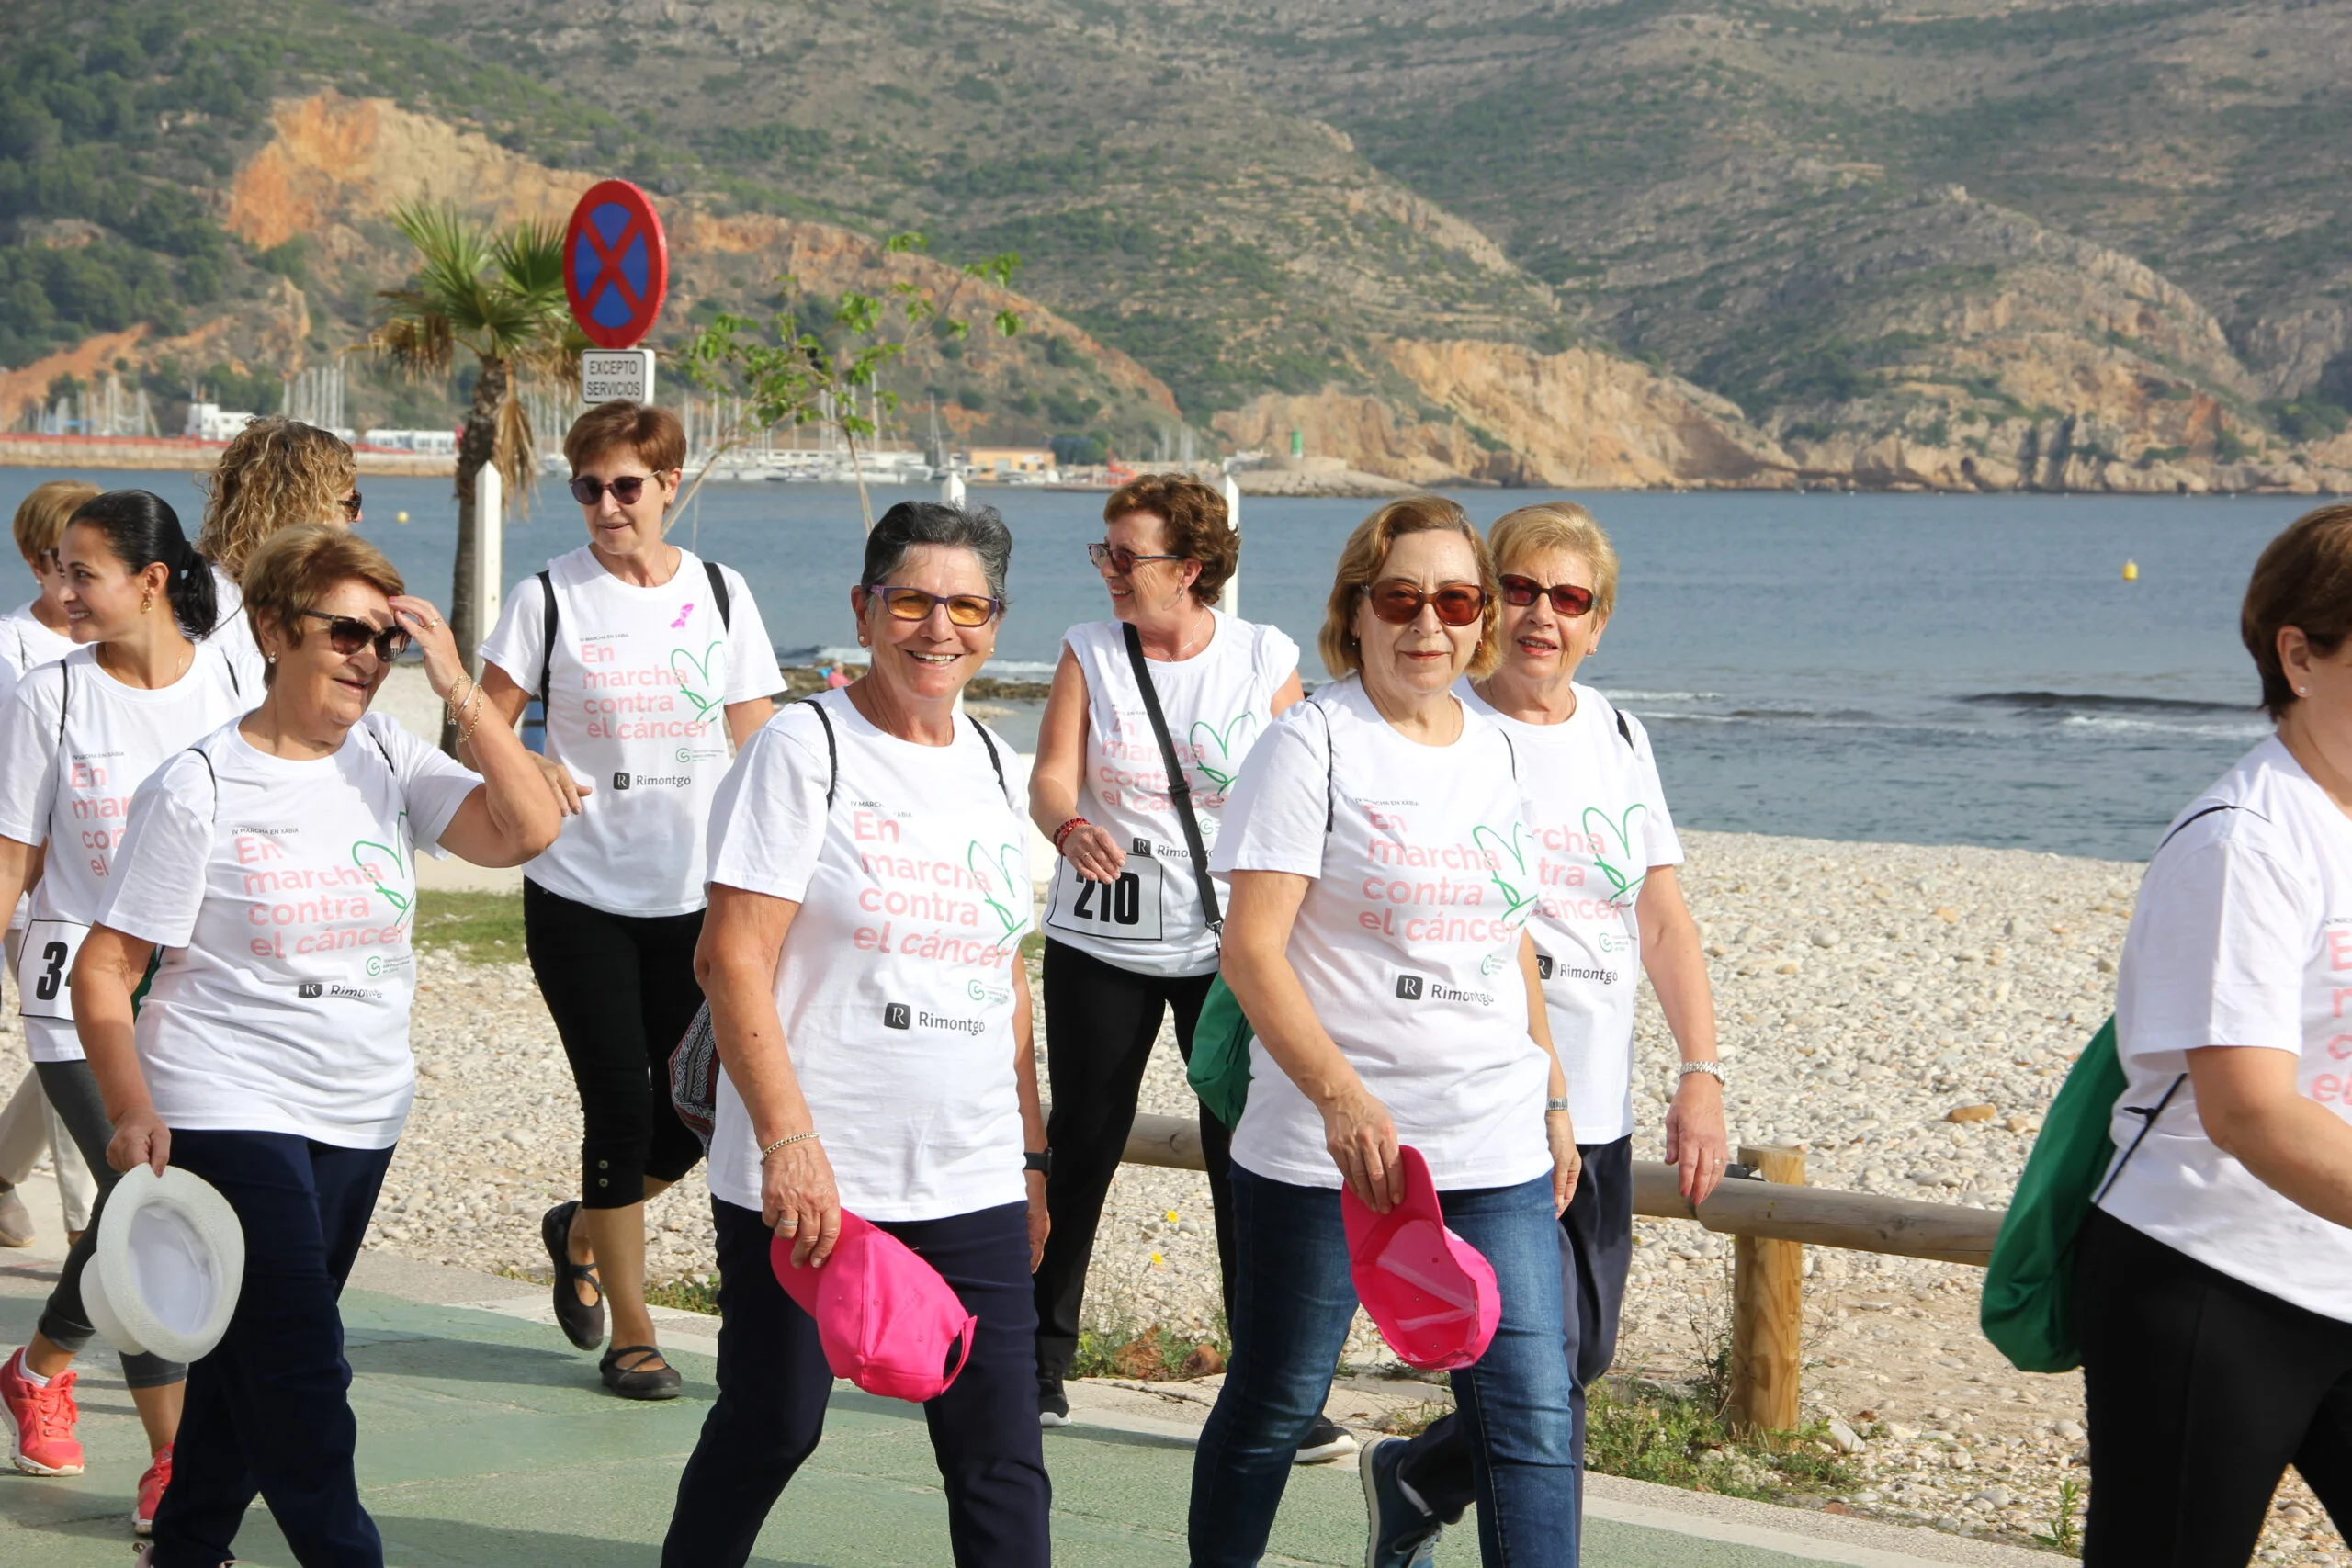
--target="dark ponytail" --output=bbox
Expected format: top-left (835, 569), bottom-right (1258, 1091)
top-left (66, 490), bottom-right (220, 640)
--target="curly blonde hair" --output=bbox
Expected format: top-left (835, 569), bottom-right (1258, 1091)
top-left (198, 417), bottom-right (357, 576)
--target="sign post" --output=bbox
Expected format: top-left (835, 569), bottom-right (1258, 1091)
top-left (1219, 472), bottom-right (1241, 619)
top-left (563, 179), bottom-right (670, 406)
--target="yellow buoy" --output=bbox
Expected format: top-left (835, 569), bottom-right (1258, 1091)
top-left (2122, 559), bottom-right (2139, 581)
top-left (396, 510), bottom-right (410, 525)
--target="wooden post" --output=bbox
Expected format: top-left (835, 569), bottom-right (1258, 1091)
top-left (1727, 1143), bottom-right (1805, 1436)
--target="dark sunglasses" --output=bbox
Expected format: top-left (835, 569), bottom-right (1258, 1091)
top-left (864, 584), bottom-right (1001, 628)
top-left (300, 609), bottom-right (410, 661)
top-left (569, 473), bottom-right (656, 507)
top-left (1362, 578), bottom-right (1487, 627)
top-left (1088, 541), bottom-right (1183, 574)
top-left (338, 491), bottom-right (363, 519)
top-left (1498, 574), bottom-right (1596, 617)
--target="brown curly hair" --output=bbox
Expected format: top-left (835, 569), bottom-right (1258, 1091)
top-left (1103, 474), bottom-right (1237, 606)
top-left (198, 417), bottom-right (358, 577)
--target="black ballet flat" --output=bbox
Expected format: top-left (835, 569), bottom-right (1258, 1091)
top-left (542, 1201), bottom-right (606, 1351)
top-left (600, 1344), bottom-right (683, 1400)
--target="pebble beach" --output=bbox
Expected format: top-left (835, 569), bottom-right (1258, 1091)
top-left (5, 824), bottom-right (2343, 1562)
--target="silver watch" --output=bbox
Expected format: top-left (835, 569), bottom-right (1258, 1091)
top-left (1678, 1061), bottom-right (1724, 1084)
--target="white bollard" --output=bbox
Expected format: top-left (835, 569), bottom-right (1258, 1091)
top-left (942, 470), bottom-right (967, 508)
top-left (1218, 472), bottom-right (1241, 619)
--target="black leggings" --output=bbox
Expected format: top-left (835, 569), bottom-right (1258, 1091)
top-left (523, 881), bottom-right (707, 1210)
top-left (2077, 1204), bottom-right (2352, 1565)
top-left (33, 1058), bottom-right (184, 1388)
top-left (1033, 938), bottom-right (1232, 1383)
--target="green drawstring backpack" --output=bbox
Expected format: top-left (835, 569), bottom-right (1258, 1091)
top-left (1187, 977), bottom-right (1254, 1128)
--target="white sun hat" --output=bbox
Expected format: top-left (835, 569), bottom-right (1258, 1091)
top-left (80, 1165), bottom-right (244, 1363)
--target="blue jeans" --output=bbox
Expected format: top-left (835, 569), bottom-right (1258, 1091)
top-left (148, 1130), bottom-right (395, 1568)
top-left (1189, 1164), bottom-right (1578, 1568)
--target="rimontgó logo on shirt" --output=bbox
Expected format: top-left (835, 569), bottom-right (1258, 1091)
top-left (879, 999), bottom-right (986, 1035)
top-left (1394, 971), bottom-right (1494, 1007)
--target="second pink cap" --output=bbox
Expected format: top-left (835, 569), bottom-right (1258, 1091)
top-left (772, 1210), bottom-right (979, 1403)
top-left (1341, 1145), bottom-right (1501, 1371)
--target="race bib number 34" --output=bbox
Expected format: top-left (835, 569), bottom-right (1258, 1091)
top-left (16, 919), bottom-right (88, 1022)
top-left (1046, 843), bottom-right (1167, 942)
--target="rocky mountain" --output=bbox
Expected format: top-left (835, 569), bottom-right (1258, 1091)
top-left (6, 0), bottom-right (2351, 492)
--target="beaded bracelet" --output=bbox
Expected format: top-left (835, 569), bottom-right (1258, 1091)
top-left (1052, 817), bottom-right (1089, 852)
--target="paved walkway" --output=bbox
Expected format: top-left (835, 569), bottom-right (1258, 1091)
top-left (0, 1180), bottom-right (2053, 1567)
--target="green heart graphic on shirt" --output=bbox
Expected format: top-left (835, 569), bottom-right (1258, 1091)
top-left (1470, 822), bottom-right (1538, 928)
top-left (1580, 803), bottom-right (1650, 909)
top-left (967, 840), bottom-right (1033, 941)
top-left (669, 642), bottom-right (726, 723)
top-left (1186, 712), bottom-right (1259, 792)
top-left (350, 824), bottom-right (413, 930)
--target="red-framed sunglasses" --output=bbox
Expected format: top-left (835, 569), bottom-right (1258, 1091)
top-left (1499, 575), bottom-right (1596, 617)
top-left (1362, 579), bottom-right (1487, 627)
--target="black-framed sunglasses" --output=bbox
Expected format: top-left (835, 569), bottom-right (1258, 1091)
top-left (1362, 578), bottom-right (1487, 627)
top-left (569, 473), bottom-right (657, 507)
top-left (1087, 541), bottom-right (1183, 574)
top-left (864, 583), bottom-right (1001, 627)
top-left (337, 490), bottom-right (363, 519)
top-left (1498, 574), bottom-right (1597, 617)
top-left (300, 609), bottom-right (410, 661)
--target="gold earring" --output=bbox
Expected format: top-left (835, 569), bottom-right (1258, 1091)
top-left (141, 592), bottom-right (153, 612)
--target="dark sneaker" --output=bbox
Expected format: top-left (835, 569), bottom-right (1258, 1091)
top-left (1039, 1379), bottom-right (1070, 1428)
top-left (1359, 1435), bottom-right (1442, 1568)
top-left (1296, 1414), bottom-right (1358, 1464)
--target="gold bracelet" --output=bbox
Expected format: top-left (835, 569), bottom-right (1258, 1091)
top-left (443, 674), bottom-right (475, 720)
top-left (458, 690), bottom-right (486, 747)
top-left (761, 1131), bottom-right (818, 1158)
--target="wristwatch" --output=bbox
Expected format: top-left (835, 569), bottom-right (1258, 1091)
top-left (1023, 1149), bottom-right (1053, 1176)
top-left (1678, 1061), bottom-right (1725, 1084)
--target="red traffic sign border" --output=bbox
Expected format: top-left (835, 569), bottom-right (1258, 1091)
top-left (563, 179), bottom-right (669, 350)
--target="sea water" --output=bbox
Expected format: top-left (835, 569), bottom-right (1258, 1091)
top-left (4, 471), bottom-right (2304, 860)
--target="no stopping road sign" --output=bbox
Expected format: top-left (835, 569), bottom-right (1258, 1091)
top-left (563, 179), bottom-right (668, 350)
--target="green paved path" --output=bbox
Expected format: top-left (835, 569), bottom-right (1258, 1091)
top-left (0, 1275), bottom-right (1954, 1566)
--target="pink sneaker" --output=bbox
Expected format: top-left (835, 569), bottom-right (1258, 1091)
top-left (0, 1348), bottom-right (83, 1476)
top-left (133, 1442), bottom-right (174, 1535)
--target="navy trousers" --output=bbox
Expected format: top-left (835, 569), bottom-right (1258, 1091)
top-left (146, 1130), bottom-right (395, 1568)
top-left (1395, 1134), bottom-right (1635, 1530)
top-left (662, 1197), bottom-right (1051, 1568)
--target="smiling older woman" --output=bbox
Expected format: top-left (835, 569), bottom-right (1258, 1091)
top-left (1360, 501), bottom-right (1730, 1567)
top-left (1187, 496), bottom-right (1579, 1568)
top-left (67, 523), bottom-right (558, 1567)
top-left (662, 501), bottom-right (1050, 1568)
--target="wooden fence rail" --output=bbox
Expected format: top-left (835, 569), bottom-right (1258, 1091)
top-left (1116, 1111), bottom-right (2007, 1435)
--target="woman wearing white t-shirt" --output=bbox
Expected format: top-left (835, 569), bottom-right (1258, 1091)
top-left (1028, 473), bottom-right (1303, 1430)
top-left (475, 400), bottom-right (776, 1399)
top-left (75, 523), bottom-right (556, 1567)
top-left (662, 501), bottom-right (1050, 1568)
top-left (0, 479), bottom-right (100, 1254)
top-left (195, 416), bottom-right (364, 692)
top-left (0, 491), bottom-right (246, 1521)
top-left (1190, 497), bottom-right (1580, 1568)
top-left (1363, 501), bottom-right (1730, 1562)
top-left (2078, 505), bottom-right (2352, 1564)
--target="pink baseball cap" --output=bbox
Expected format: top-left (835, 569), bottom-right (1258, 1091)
top-left (771, 1211), bottom-right (979, 1404)
top-left (1342, 1145), bottom-right (1501, 1371)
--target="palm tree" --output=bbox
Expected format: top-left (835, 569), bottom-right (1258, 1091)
top-left (371, 202), bottom-right (579, 714)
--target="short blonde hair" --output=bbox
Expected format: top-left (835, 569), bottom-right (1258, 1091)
top-left (198, 418), bottom-right (358, 576)
top-left (242, 524), bottom-right (404, 686)
top-left (1317, 495), bottom-right (1501, 680)
top-left (1489, 502), bottom-right (1622, 621)
top-left (13, 479), bottom-right (101, 565)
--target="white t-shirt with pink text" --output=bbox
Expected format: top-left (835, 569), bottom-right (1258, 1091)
top-left (703, 693), bottom-right (1031, 1222)
top-left (480, 545), bottom-right (776, 918)
top-left (97, 714), bottom-right (481, 1148)
top-left (0, 645), bottom-right (249, 1061)
top-left (2103, 736), bottom-right (2352, 1321)
top-left (1458, 681), bottom-right (1682, 1144)
top-left (1209, 676), bottom-right (1552, 1192)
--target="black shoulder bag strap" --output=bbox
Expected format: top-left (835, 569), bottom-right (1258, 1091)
top-left (536, 570), bottom-right (559, 712)
top-left (1121, 621), bottom-right (1221, 936)
top-left (703, 558), bottom-right (732, 629)
top-left (965, 714), bottom-right (1010, 803)
top-left (797, 696), bottom-right (840, 807)
top-left (2095, 800), bottom-right (2246, 1202)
